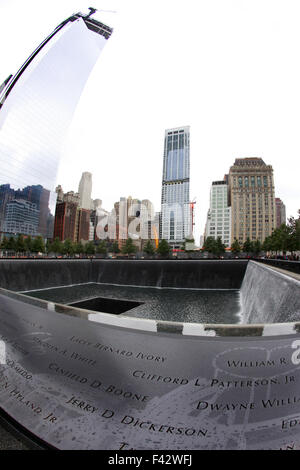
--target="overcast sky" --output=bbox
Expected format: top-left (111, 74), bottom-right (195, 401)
top-left (1, 0), bottom-right (299, 243)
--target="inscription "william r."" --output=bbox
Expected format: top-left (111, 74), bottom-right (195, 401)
top-left (226, 358), bottom-right (287, 368)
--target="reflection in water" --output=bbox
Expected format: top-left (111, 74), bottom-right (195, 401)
top-left (0, 184), bottom-right (53, 238)
top-left (23, 283), bottom-right (242, 324)
top-left (0, 12), bottom-right (112, 239)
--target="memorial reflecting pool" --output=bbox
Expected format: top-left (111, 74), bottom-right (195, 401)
top-left (1, 260), bottom-right (300, 449)
top-left (23, 283), bottom-right (242, 324)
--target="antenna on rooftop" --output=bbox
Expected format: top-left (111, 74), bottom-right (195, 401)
top-left (86, 7), bottom-right (117, 18)
top-left (86, 7), bottom-right (97, 18)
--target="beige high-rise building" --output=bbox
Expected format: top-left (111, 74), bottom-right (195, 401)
top-left (113, 196), bottom-right (157, 251)
top-left (228, 158), bottom-right (276, 245)
top-left (78, 172), bottom-right (92, 210)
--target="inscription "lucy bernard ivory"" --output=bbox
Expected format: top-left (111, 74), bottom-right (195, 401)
top-left (69, 336), bottom-right (166, 362)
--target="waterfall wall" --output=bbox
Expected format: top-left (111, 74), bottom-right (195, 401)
top-left (241, 260), bottom-right (300, 323)
top-left (0, 259), bottom-right (248, 291)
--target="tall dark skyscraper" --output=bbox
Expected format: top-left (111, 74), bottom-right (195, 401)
top-left (161, 126), bottom-right (191, 247)
top-left (275, 197), bottom-right (286, 228)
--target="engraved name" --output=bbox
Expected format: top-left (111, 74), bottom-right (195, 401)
top-left (132, 370), bottom-right (188, 384)
top-left (202, 376), bottom-right (288, 388)
top-left (196, 401), bottom-right (255, 411)
top-left (196, 395), bottom-right (300, 411)
top-left (69, 336), bottom-right (166, 362)
top-left (226, 358), bottom-right (287, 368)
top-left (66, 395), bottom-right (98, 413)
top-left (8, 387), bottom-right (58, 422)
top-left (120, 415), bottom-right (208, 437)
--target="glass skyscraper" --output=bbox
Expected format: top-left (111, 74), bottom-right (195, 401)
top-left (161, 126), bottom-right (191, 247)
top-left (0, 10), bottom-right (112, 240)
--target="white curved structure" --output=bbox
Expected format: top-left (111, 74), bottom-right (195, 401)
top-left (0, 11), bottom-right (112, 238)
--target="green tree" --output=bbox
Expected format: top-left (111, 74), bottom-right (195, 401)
top-left (156, 239), bottom-right (171, 257)
top-left (262, 235), bottom-right (272, 252)
top-left (122, 238), bottom-right (137, 255)
top-left (267, 225), bottom-right (289, 254)
top-left (287, 211), bottom-right (300, 253)
top-left (32, 236), bottom-right (45, 253)
top-left (252, 239), bottom-right (261, 255)
top-left (45, 239), bottom-right (52, 254)
top-left (25, 235), bottom-right (33, 253)
top-left (7, 237), bottom-right (16, 252)
top-left (143, 240), bottom-right (155, 255)
top-left (16, 234), bottom-right (26, 254)
top-left (49, 237), bottom-right (63, 255)
top-left (243, 237), bottom-right (253, 255)
top-left (231, 239), bottom-right (241, 254)
top-left (84, 241), bottom-right (95, 255)
top-left (214, 237), bottom-right (226, 256)
top-left (74, 241), bottom-right (85, 255)
top-left (262, 212), bottom-right (300, 255)
top-left (0, 236), bottom-right (9, 251)
top-left (62, 238), bottom-right (74, 256)
top-left (202, 236), bottom-right (217, 253)
top-left (111, 241), bottom-right (120, 254)
top-left (96, 240), bottom-right (107, 255)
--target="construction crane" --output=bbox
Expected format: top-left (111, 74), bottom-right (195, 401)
top-left (85, 7), bottom-right (117, 18)
top-left (189, 198), bottom-right (197, 237)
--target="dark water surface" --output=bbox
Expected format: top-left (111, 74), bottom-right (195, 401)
top-left (23, 283), bottom-right (242, 324)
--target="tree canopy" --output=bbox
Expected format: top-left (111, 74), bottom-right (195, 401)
top-left (202, 236), bottom-right (225, 256)
top-left (156, 239), bottom-right (171, 257)
top-left (231, 239), bottom-right (241, 253)
top-left (143, 240), bottom-right (155, 255)
top-left (263, 211), bottom-right (300, 254)
top-left (121, 238), bottom-right (137, 255)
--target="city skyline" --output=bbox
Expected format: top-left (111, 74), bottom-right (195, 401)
top-left (1, 0), bottom-right (299, 244)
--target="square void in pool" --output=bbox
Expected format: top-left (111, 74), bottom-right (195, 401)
top-left (68, 297), bottom-right (143, 315)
